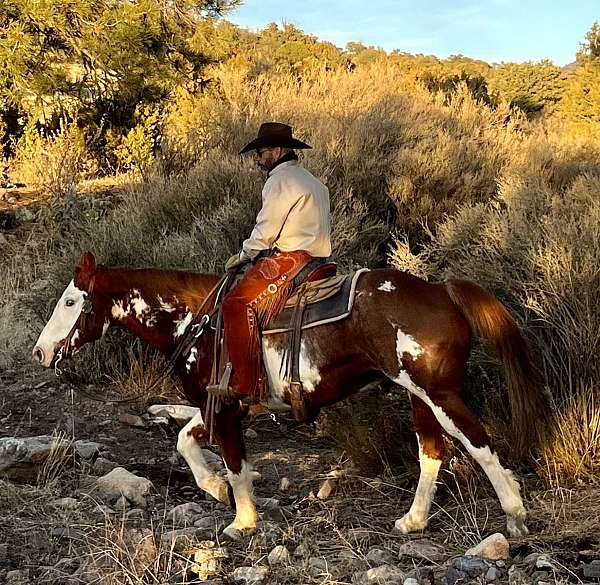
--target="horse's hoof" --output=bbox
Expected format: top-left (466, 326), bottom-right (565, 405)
top-left (203, 476), bottom-right (231, 506)
top-left (393, 514), bottom-right (427, 534)
top-left (222, 525), bottom-right (256, 541)
top-left (507, 516), bottom-right (529, 538)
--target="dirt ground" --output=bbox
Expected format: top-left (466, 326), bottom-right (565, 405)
top-left (2, 361), bottom-right (600, 583)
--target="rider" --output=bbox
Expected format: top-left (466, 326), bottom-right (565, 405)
top-left (209, 122), bottom-right (332, 402)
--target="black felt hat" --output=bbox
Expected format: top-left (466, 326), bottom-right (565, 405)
top-left (239, 122), bottom-right (312, 154)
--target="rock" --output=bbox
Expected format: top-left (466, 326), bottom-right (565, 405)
top-left (245, 428), bottom-right (258, 439)
top-left (404, 579), bottom-right (419, 585)
top-left (279, 477), bottom-right (292, 491)
top-left (353, 564), bottom-right (405, 585)
top-left (118, 414), bottom-right (146, 428)
top-left (93, 457), bottom-right (118, 475)
top-left (317, 478), bottom-right (336, 500)
top-left (0, 435), bottom-right (72, 482)
top-left (126, 508), bottom-right (145, 520)
top-left (268, 545), bottom-right (290, 566)
top-left (160, 527), bottom-right (204, 552)
top-left (583, 561), bottom-right (600, 579)
top-left (294, 543), bottom-right (310, 558)
top-left (465, 533), bottom-right (510, 561)
top-left (443, 567), bottom-right (467, 585)
top-left (485, 566), bottom-right (501, 582)
top-left (95, 467), bottom-right (154, 508)
top-left (51, 497), bottom-right (80, 510)
top-left (14, 207), bottom-right (35, 223)
top-left (6, 569), bottom-right (29, 584)
top-left (51, 527), bottom-right (85, 540)
top-left (233, 566), bottom-right (269, 584)
top-left (168, 502), bottom-right (209, 526)
top-left (73, 440), bottom-right (103, 460)
top-left (366, 547), bottom-right (396, 566)
top-left (308, 557), bottom-right (329, 575)
top-left (189, 542), bottom-right (229, 580)
top-left (114, 495), bottom-right (130, 512)
top-left (0, 233), bottom-right (8, 244)
top-left (147, 404), bottom-right (201, 426)
top-left (194, 515), bottom-right (222, 534)
top-left (397, 539), bottom-right (446, 563)
top-left (453, 556), bottom-right (489, 577)
top-left (91, 504), bottom-right (115, 517)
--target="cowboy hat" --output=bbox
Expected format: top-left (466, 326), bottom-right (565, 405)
top-left (239, 122), bottom-right (312, 154)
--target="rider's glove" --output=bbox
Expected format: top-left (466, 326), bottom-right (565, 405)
top-left (225, 252), bottom-right (247, 271)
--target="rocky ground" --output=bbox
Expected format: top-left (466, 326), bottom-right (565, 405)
top-left (1, 364), bottom-right (600, 585)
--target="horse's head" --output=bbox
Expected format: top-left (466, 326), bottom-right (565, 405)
top-left (32, 251), bottom-right (109, 368)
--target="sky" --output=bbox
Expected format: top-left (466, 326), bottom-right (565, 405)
top-left (228, 0), bottom-right (598, 66)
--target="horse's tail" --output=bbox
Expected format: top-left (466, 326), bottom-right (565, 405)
top-left (445, 278), bottom-right (550, 457)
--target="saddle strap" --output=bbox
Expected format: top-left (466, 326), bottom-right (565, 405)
top-left (285, 287), bottom-right (308, 421)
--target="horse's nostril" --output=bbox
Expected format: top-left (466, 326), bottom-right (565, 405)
top-left (32, 346), bottom-right (45, 364)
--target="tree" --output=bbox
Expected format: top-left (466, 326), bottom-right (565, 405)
top-left (488, 61), bottom-right (567, 114)
top-left (578, 21), bottom-right (600, 61)
top-left (0, 0), bottom-right (238, 149)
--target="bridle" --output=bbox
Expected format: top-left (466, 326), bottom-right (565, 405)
top-left (52, 273), bottom-right (228, 405)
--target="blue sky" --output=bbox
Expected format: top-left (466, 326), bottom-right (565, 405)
top-left (228, 1), bottom-right (598, 65)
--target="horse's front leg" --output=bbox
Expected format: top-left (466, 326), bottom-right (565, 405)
top-left (177, 411), bottom-right (231, 505)
top-left (213, 403), bottom-right (259, 540)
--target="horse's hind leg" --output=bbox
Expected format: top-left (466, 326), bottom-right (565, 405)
top-left (177, 411), bottom-right (231, 505)
top-left (395, 395), bottom-right (445, 534)
top-left (408, 386), bottom-right (528, 537)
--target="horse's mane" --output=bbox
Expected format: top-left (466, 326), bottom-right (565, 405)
top-left (97, 266), bottom-right (220, 312)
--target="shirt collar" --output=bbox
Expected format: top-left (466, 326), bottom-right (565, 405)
top-left (267, 152), bottom-right (299, 177)
top-left (268, 160), bottom-right (298, 177)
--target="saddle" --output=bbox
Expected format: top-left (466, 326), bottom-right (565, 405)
top-left (208, 259), bottom-right (368, 421)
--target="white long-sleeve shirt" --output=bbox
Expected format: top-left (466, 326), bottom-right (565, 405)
top-left (240, 160), bottom-right (332, 261)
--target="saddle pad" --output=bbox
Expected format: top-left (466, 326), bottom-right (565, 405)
top-left (283, 275), bottom-right (347, 308)
top-left (264, 268), bottom-right (369, 335)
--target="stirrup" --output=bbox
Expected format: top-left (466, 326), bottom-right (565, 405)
top-left (206, 362), bottom-right (236, 399)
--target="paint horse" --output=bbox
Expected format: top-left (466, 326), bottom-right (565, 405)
top-left (33, 251), bottom-right (547, 539)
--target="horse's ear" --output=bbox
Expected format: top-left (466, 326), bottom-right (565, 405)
top-left (74, 251), bottom-right (97, 291)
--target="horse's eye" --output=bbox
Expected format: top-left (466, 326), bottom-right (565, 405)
top-left (65, 299), bottom-right (75, 307)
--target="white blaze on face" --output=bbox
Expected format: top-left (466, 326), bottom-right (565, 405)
top-left (34, 280), bottom-right (86, 367)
